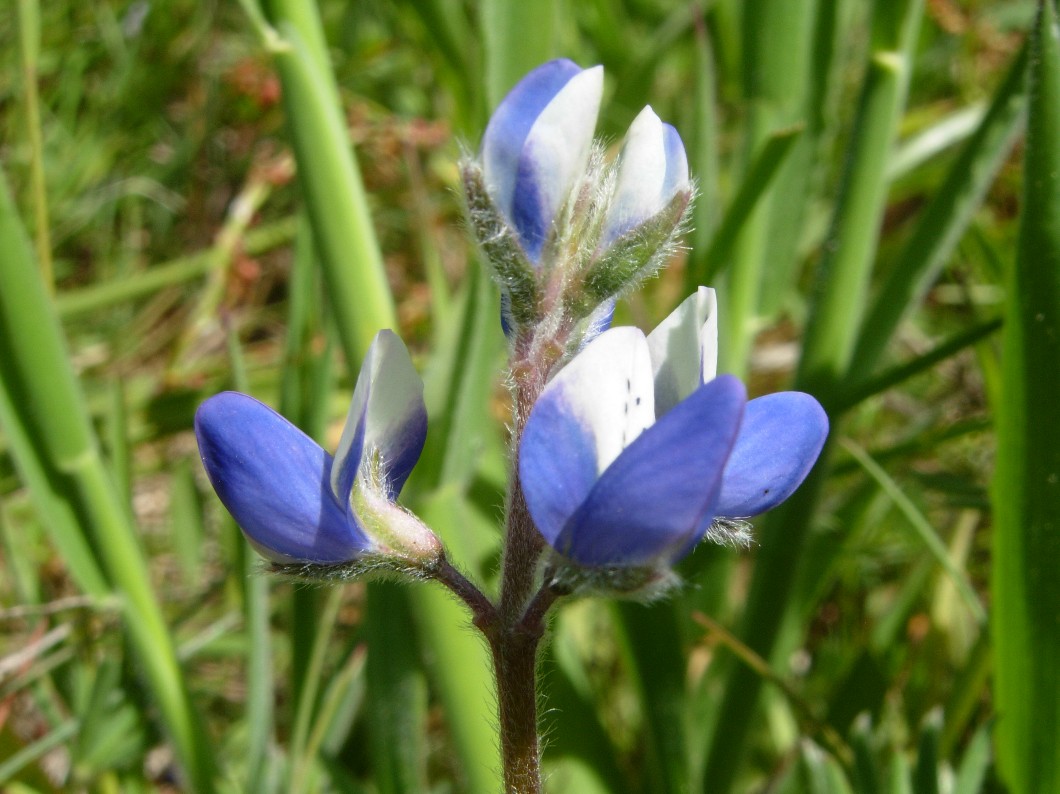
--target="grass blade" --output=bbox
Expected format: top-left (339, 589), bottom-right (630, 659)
top-left (480, 0), bottom-right (562, 107)
top-left (698, 124), bottom-right (804, 286)
top-left (412, 487), bottom-right (500, 794)
top-left (0, 167), bottom-right (217, 791)
top-left (703, 3), bottom-right (924, 788)
top-left (952, 724), bottom-right (991, 794)
top-left (365, 583), bottom-right (429, 794)
top-left (838, 317), bottom-right (1002, 412)
top-left (614, 602), bottom-right (689, 793)
top-left (848, 41), bottom-right (1027, 384)
top-left (797, 0), bottom-right (924, 396)
top-left (912, 708), bottom-right (942, 794)
top-left (991, 2), bottom-right (1060, 790)
top-left (841, 440), bottom-right (986, 624)
top-left (258, 0), bottom-right (397, 363)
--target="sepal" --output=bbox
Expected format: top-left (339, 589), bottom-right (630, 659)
top-left (543, 552), bottom-right (681, 601)
top-left (265, 550), bottom-right (445, 585)
top-left (463, 161), bottom-right (542, 330)
top-left (350, 461), bottom-right (443, 562)
top-left (576, 189), bottom-right (691, 309)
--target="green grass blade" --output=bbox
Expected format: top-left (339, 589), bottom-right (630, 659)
top-left (838, 317), bottom-right (1002, 412)
top-left (800, 740), bottom-right (854, 794)
top-left (412, 487), bottom-right (500, 794)
top-left (703, 3), bottom-right (924, 790)
top-left (480, 0), bottom-right (561, 107)
top-left (886, 104), bottom-right (987, 181)
top-left (288, 586), bottom-right (344, 787)
top-left (739, 0), bottom-right (819, 318)
top-left (15, 0), bottom-right (53, 291)
top-left (614, 602), bottom-right (689, 793)
top-left (685, 9), bottom-right (721, 271)
top-left (415, 267), bottom-right (504, 492)
top-left (841, 440), bottom-right (986, 624)
top-left (885, 752), bottom-right (913, 794)
top-left (540, 619), bottom-right (629, 794)
top-left (940, 633), bottom-right (991, 759)
top-left (848, 41), bottom-right (1027, 384)
top-left (912, 708), bottom-right (942, 794)
top-left (0, 719), bottom-right (79, 785)
top-left (952, 724), bottom-right (991, 794)
top-left (697, 124), bottom-right (803, 286)
top-left (0, 174), bottom-right (96, 470)
top-left (991, 2), bottom-right (1060, 790)
top-left (797, 0), bottom-right (924, 397)
top-left (259, 0), bottom-right (397, 362)
top-left (850, 714), bottom-right (882, 794)
top-left (0, 167), bottom-right (217, 792)
top-left (366, 583), bottom-right (429, 794)
top-left (55, 218), bottom-right (297, 319)
top-left (167, 460), bottom-right (205, 585)
top-left (0, 375), bottom-right (108, 597)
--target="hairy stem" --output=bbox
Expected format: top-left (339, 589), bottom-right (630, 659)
top-left (489, 614), bottom-right (546, 794)
top-left (489, 332), bottom-right (561, 793)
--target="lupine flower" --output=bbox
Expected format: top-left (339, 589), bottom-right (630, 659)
top-left (480, 58), bottom-right (604, 263)
top-left (195, 330), bottom-right (438, 569)
top-left (479, 59), bottom-right (689, 262)
top-left (599, 105), bottom-right (689, 247)
top-left (466, 59), bottom-right (691, 337)
top-left (519, 288), bottom-right (828, 577)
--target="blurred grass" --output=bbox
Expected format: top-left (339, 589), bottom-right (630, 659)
top-left (0, 0), bottom-right (1045, 791)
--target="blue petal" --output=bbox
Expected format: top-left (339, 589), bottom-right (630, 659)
top-left (195, 392), bottom-right (370, 564)
top-left (661, 122), bottom-right (689, 199)
top-left (555, 375), bottom-right (747, 566)
top-left (481, 59), bottom-right (583, 223)
top-left (331, 330), bottom-right (427, 503)
top-left (520, 327), bottom-right (656, 547)
top-left (715, 392), bottom-right (829, 518)
top-left (580, 297), bottom-right (616, 347)
top-left (601, 108), bottom-right (690, 247)
top-left (518, 392), bottom-right (601, 549)
top-left (647, 287), bottom-right (717, 416)
top-left (500, 292), bottom-right (514, 336)
top-left (508, 66), bottom-right (603, 260)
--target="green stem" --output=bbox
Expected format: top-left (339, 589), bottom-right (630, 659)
top-left (16, 0), bottom-right (52, 292)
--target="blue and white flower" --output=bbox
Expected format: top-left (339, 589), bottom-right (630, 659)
top-left (600, 105), bottom-right (689, 247)
top-left (479, 58), bottom-right (690, 264)
top-left (468, 60), bottom-right (692, 340)
top-left (195, 330), bottom-right (437, 568)
top-left (480, 59), bottom-right (604, 262)
top-left (519, 288), bottom-right (828, 574)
